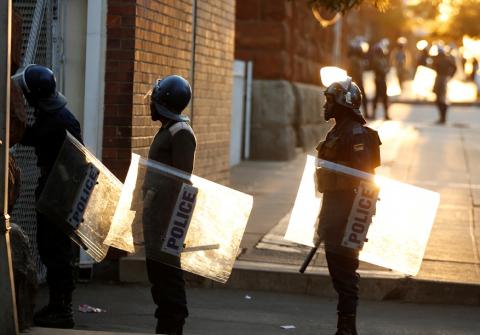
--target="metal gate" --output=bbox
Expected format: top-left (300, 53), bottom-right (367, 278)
top-left (12, 0), bottom-right (56, 280)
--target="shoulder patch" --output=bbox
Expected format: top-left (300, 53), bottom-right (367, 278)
top-left (353, 143), bottom-right (364, 151)
top-left (364, 126), bottom-right (382, 145)
top-left (352, 125), bottom-right (364, 135)
top-left (169, 122), bottom-right (195, 137)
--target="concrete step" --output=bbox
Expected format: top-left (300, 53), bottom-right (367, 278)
top-left (27, 328), bottom-right (151, 335)
top-left (119, 256), bottom-right (480, 306)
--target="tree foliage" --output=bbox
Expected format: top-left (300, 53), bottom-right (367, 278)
top-left (442, 0), bottom-right (480, 39)
top-left (307, 0), bottom-right (391, 13)
top-left (405, 0), bottom-right (480, 41)
top-left (347, 0), bottom-right (408, 44)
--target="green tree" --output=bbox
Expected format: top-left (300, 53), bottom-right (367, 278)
top-left (307, 0), bottom-right (391, 13)
top-left (441, 0), bottom-right (480, 40)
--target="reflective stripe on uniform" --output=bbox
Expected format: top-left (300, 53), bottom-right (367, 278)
top-left (168, 122), bottom-right (195, 137)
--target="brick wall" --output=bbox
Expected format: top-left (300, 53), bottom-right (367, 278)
top-left (189, 0), bottom-right (235, 183)
top-left (235, 0), bottom-right (335, 86)
top-left (104, 0), bottom-right (136, 179)
top-left (104, 0), bottom-right (235, 184)
top-left (131, 0), bottom-right (193, 162)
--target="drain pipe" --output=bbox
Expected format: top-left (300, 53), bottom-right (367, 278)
top-left (189, 0), bottom-right (198, 126)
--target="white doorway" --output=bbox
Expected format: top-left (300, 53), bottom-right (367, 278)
top-left (230, 60), bottom-right (252, 166)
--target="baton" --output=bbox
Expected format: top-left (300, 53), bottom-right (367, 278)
top-left (299, 245), bottom-right (318, 273)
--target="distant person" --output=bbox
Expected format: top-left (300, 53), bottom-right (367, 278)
top-left (472, 58), bottom-right (480, 100)
top-left (347, 40), bottom-right (370, 118)
top-left (416, 43), bottom-right (430, 69)
top-left (430, 46), bottom-right (457, 124)
top-left (471, 58), bottom-right (479, 82)
top-left (470, 57), bottom-right (478, 81)
top-left (393, 37), bottom-right (408, 89)
top-left (370, 43), bottom-right (390, 120)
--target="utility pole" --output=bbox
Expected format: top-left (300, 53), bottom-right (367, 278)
top-left (0, 0), bottom-right (19, 334)
top-left (333, 17), bottom-right (343, 65)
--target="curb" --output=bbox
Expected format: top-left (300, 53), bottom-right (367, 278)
top-left (27, 329), bottom-right (151, 335)
top-left (389, 99), bottom-right (480, 107)
top-left (119, 257), bottom-right (480, 306)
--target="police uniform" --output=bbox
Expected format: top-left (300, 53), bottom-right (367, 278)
top-left (370, 47), bottom-right (390, 120)
top-left (347, 48), bottom-right (369, 118)
top-left (143, 120), bottom-right (196, 334)
top-left (316, 116), bottom-right (381, 330)
top-left (431, 52), bottom-right (456, 124)
top-left (21, 94), bottom-right (82, 327)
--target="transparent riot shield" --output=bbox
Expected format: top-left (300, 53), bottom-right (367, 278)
top-left (104, 154), bottom-right (253, 283)
top-left (412, 65), bottom-right (437, 100)
top-left (36, 133), bottom-right (123, 262)
top-left (285, 155), bottom-right (440, 276)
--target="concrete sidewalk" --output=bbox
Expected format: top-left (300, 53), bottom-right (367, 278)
top-left (229, 103), bottom-right (480, 304)
top-left (119, 103), bottom-right (480, 307)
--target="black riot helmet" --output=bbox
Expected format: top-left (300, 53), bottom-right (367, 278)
top-left (324, 77), bottom-right (364, 122)
top-left (11, 64), bottom-right (57, 101)
top-left (150, 75), bottom-right (191, 122)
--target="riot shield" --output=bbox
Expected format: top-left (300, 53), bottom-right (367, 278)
top-left (412, 65), bottom-right (437, 100)
top-left (105, 154), bottom-right (253, 283)
top-left (285, 155), bottom-right (440, 276)
top-left (36, 133), bottom-right (123, 262)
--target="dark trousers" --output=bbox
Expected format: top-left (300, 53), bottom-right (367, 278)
top-left (35, 176), bottom-right (75, 298)
top-left (36, 210), bottom-right (75, 296)
top-left (372, 79), bottom-right (389, 119)
top-left (146, 258), bottom-right (189, 329)
top-left (326, 251), bottom-right (360, 314)
top-left (358, 83), bottom-right (369, 119)
top-left (436, 101), bottom-right (448, 123)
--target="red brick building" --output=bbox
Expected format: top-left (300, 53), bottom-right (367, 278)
top-left (235, 0), bottom-right (340, 160)
top-left (236, 0), bottom-right (336, 85)
top-left (104, 0), bottom-right (235, 184)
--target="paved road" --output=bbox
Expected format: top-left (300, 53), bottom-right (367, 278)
top-left (31, 283), bottom-right (480, 335)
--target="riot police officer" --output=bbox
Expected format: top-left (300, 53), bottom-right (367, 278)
top-left (347, 40), bottom-right (370, 118)
top-left (315, 78), bottom-right (381, 335)
top-left (144, 75), bottom-right (196, 335)
top-left (430, 46), bottom-right (456, 124)
top-left (393, 37), bottom-right (408, 89)
top-left (12, 64), bottom-right (83, 328)
top-left (370, 43), bottom-right (391, 120)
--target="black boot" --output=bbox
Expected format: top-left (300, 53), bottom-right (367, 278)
top-left (33, 291), bottom-right (74, 329)
top-left (156, 321), bottom-right (183, 335)
top-left (335, 313), bottom-right (358, 335)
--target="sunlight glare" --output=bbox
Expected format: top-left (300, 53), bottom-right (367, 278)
top-left (285, 156), bottom-right (440, 276)
top-left (438, 0), bottom-right (453, 23)
top-left (412, 65), bottom-right (436, 100)
top-left (320, 67), bottom-right (348, 87)
top-left (416, 40), bottom-right (428, 51)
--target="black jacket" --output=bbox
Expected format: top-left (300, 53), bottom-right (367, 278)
top-left (316, 116), bottom-right (381, 253)
top-left (21, 97), bottom-right (82, 179)
top-left (148, 121), bottom-right (196, 173)
top-left (142, 121), bottom-right (196, 261)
